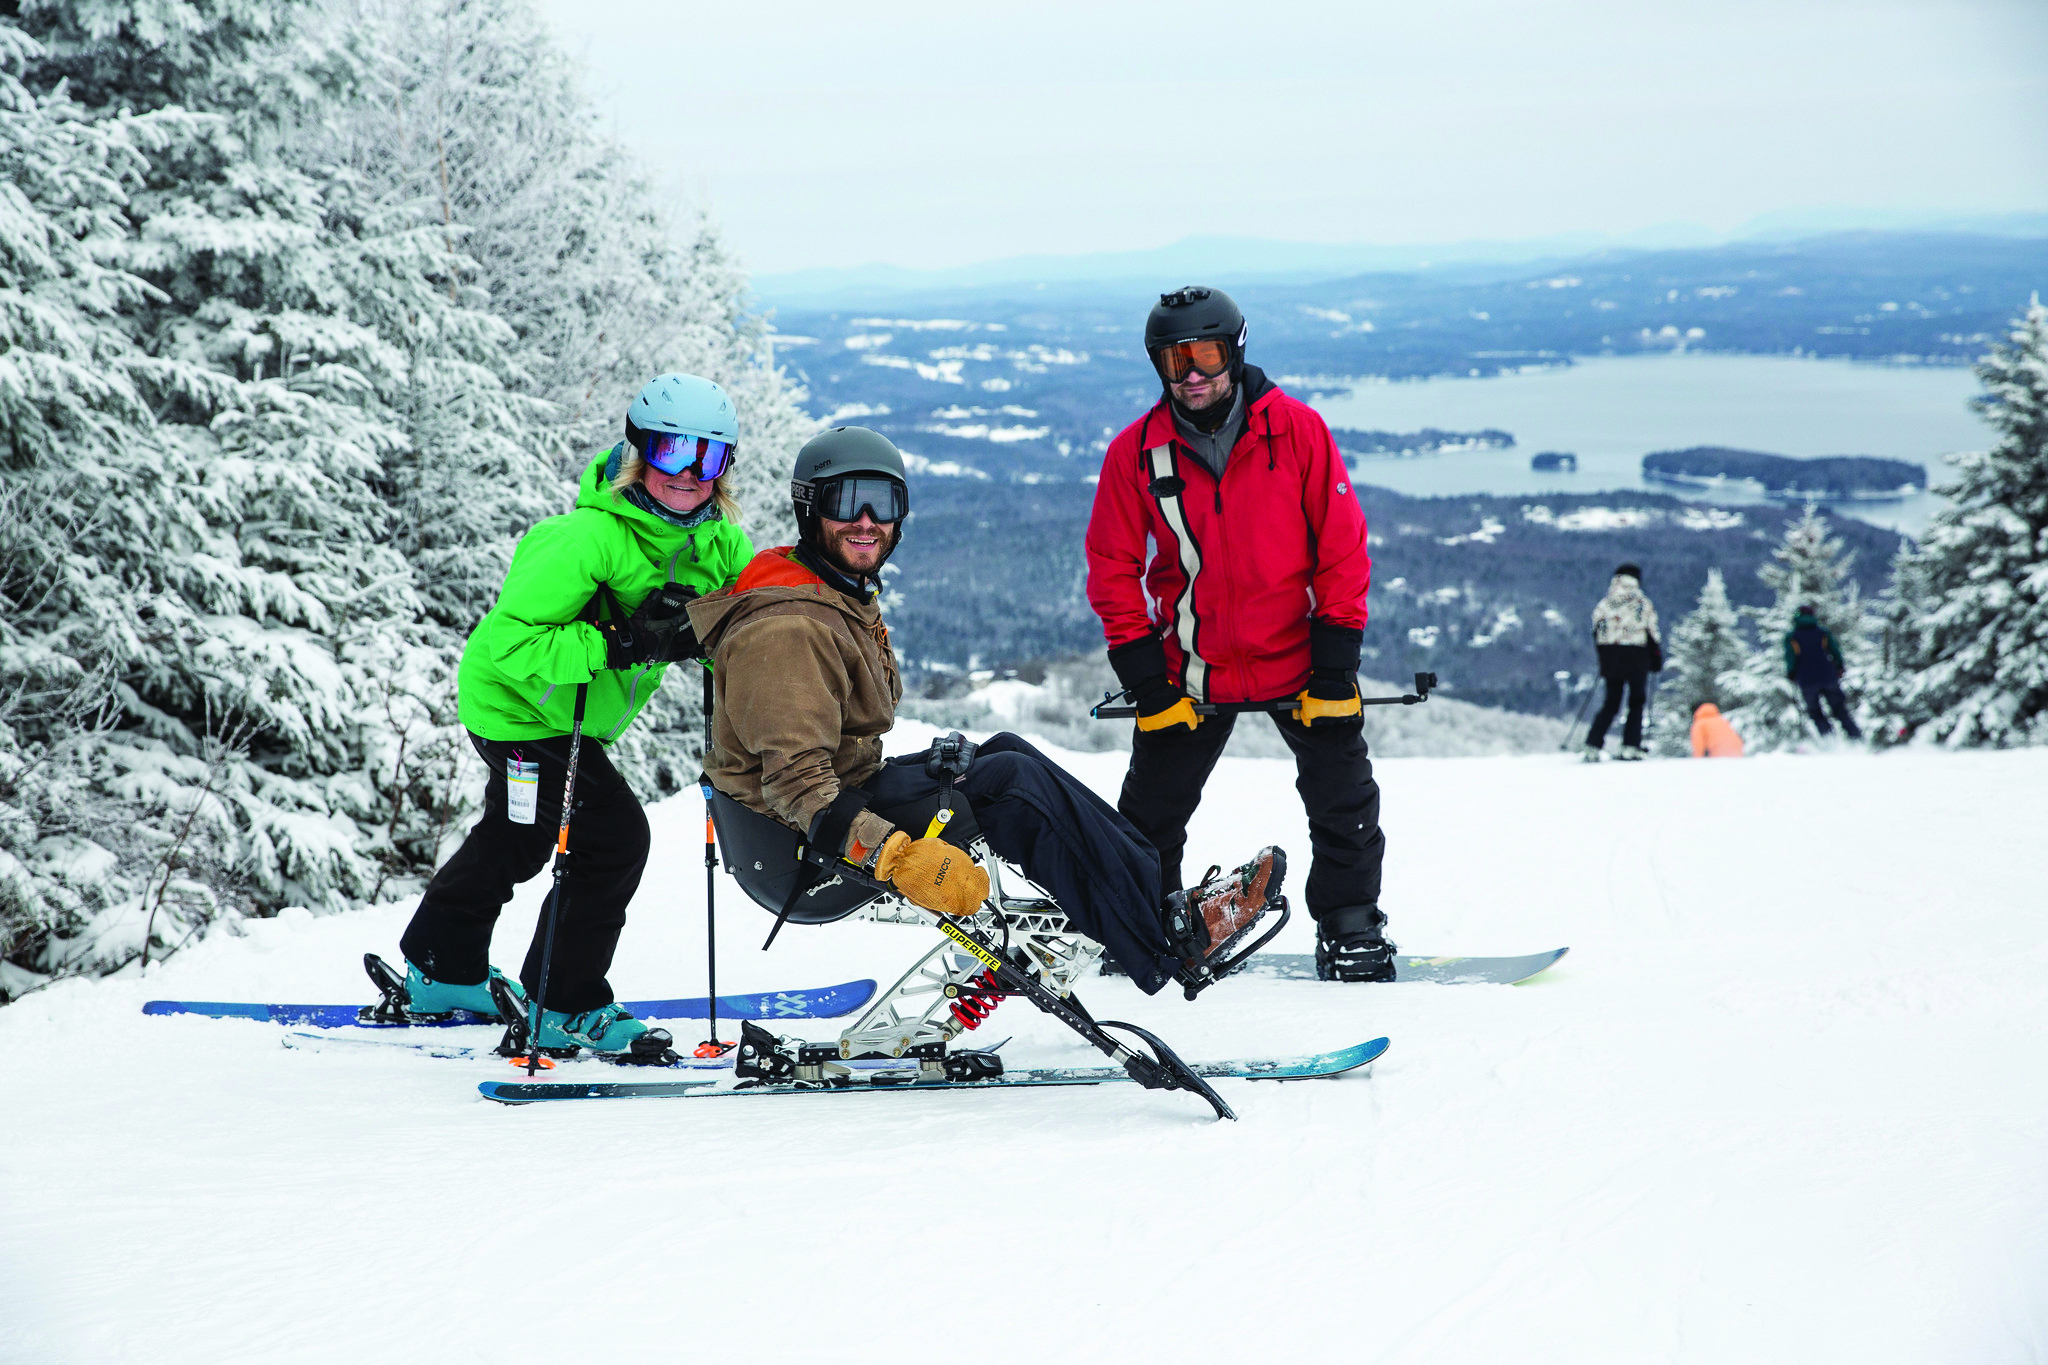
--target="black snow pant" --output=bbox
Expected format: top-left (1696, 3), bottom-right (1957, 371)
top-left (1118, 710), bottom-right (1388, 944)
top-left (400, 731), bottom-right (649, 1013)
top-left (856, 733), bottom-right (1179, 994)
top-left (1800, 681), bottom-right (1863, 739)
top-left (1588, 651), bottom-right (1651, 750)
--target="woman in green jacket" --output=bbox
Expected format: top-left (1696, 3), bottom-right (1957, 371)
top-left (395, 374), bottom-right (753, 1054)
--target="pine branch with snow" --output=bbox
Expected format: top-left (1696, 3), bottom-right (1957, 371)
top-left (1870, 299), bottom-right (2048, 746)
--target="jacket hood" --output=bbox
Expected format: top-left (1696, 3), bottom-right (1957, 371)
top-left (689, 546), bottom-right (876, 655)
top-left (1792, 610), bottom-right (1821, 628)
top-left (1695, 703), bottom-right (1722, 719)
top-left (574, 447), bottom-right (711, 544)
top-left (1601, 574), bottom-right (1648, 603)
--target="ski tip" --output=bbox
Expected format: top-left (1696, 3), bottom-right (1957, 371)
top-left (143, 1000), bottom-right (268, 1019)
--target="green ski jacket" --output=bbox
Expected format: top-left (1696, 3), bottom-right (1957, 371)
top-left (457, 448), bottom-right (753, 743)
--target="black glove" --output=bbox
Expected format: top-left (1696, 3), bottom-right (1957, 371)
top-left (597, 584), bottom-right (700, 669)
top-left (597, 615), bottom-right (658, 669)
top-left (1294, 620), bottom-right (1365, 727)
top-left (1109, 632), bottom-right (1199, 732)
top-left (629, 582), bottom-right (702, 663)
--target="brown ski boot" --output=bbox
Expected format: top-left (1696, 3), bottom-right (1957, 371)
top-left (1162, 847), bottom-right (1287, 983)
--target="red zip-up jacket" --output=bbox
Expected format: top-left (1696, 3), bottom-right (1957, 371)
top-left (1085, 367), bottom-right (1371, 703)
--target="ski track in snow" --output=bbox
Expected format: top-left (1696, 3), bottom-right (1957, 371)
top-left (4, 725), bottom-right (2047, 1363)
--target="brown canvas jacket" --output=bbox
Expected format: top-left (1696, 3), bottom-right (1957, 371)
top-left (688, 545), bottom-right (902, 833)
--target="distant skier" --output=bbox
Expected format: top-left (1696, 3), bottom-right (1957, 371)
top-left (1583, 563), bottom-right (1662, 761)
top-left (1689, 702), bottom-right (1745, 757)
top-left (1784, 603), bottom-right (1863, 740)
top-left (690, 426), bottom-right (1286, 996)
top-left (1084, 286), bottom-right (1395, 981)
top-left (391, 375), bottom-right (753, 1053)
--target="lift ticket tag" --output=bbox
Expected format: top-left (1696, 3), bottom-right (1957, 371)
top-left (506, 757), bottom-right (541, 824)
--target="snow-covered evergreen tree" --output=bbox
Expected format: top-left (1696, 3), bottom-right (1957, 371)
top-left (0, 22), bottom-right (174, 994)
top-left (1649, 567), bottom-right (1749, 755)
top-left (326, 0), bottom-right (811, 798)
top-left (2, 0), bottom-right (817, 996)
top-left (1870, 300), bottom-right (2048, 746)
top-left (1718, 505), bottom-right (1878, 751)
top-left (12, 0), bottom-right (433, 947)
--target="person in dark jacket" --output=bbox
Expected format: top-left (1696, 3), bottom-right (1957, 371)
top-left (1583, 564), bottom-right (1663, 761)
top-left (1784, 603), bottom-right (1862, 739)
top-left (1085, 286), bottom-right (1392, 981)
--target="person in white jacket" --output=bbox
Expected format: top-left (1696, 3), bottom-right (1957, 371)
top-left (1584, 563), bottom-right (1662, 761)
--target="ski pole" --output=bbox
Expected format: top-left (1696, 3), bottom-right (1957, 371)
top-left (524, 682), bottom-right (588, 1076)
top-left (697, 662), bottom-right (731, 1058)
top-left (1559, 677), bottom-right (1596, 751)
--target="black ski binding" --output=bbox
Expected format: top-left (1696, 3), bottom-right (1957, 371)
top-left (1173, 895), bottom-right (1294, 1001)
top-left (615, 1029), bottom-right (682, 1067)
top-left (359, 952), bottom-right (453, 1025)
top-left (942, 1048), bottom-right (1004, 1082)
top-left (734, 1019), bottom-right (800, 1086)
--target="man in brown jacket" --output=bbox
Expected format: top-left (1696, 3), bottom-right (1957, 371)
top-left (689, 426), bottom-right (1286, 996)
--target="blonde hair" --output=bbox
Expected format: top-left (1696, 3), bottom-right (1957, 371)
top-left (610, 444), bottom-right (744, 526)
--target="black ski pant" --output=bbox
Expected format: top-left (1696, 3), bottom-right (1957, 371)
top-left (1118, 710), bottom-right (1388, 944)
top-left (856, 733), bottom-right (1179, 994)
top-left (1588, 667), bottom-right (1649, 749)
top-left (1800, 681), bottom-right (1862, 739)
top-left (400, 731), bottom-right (648, 1013)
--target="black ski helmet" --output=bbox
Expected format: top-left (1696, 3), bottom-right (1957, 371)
top-left (1144, 285), bottom-right (1248, 377)
top-left (791, 425), bottom-right (910, 563)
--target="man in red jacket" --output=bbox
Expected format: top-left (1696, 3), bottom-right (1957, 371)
top-left (1085, 287), bottom-right (1395, 981)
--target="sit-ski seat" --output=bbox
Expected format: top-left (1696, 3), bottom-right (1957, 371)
top-left (703, 779), bottom-right (981, 927)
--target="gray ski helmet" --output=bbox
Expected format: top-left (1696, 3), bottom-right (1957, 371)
top-left (625, 372), bottom-right (735, 452)
top-left (1144, 285), bottom-right (1248, 357)
top-left (791, 425), bottom-right (910, 549)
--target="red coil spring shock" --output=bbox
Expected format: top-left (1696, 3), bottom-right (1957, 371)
top-left (948, 970), bottom-right (1004, 1030)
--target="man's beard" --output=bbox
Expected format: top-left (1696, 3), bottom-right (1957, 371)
top-left (819, 522), bottom-right (898, 580)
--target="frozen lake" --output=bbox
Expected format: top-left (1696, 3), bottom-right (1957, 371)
top-left (1306, 353), bottom-right (1986, 534)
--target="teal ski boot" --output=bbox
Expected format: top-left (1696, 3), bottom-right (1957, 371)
top-left (403, 960), bottom-right (524, 1017)
top-left (532, 1003), bottom-right (677, 1064)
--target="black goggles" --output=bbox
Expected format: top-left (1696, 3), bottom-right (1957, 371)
top-left (805, 475), bottom-right (908, 524)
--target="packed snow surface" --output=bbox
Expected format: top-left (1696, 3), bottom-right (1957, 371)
top-left (5, 731), bottom-right (2046, 1363)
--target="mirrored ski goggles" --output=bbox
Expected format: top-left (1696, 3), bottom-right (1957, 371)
top-left (812, 475), bottom-right (908, 524)
top-left (641, 430), bottom-right (736, 479)
top-left (1152, 337), bottom-right (1232, 382)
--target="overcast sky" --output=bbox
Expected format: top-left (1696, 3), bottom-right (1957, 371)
top-left (535, 0), bottom-right (2048, 276)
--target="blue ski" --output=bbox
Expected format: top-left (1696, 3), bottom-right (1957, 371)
top-left (476, 1037), bottom-right (1390, 1104)
top-left (278, 1029), bottom-right (974, 1073)
top-left (143, 978), bottom-right (877, 1028)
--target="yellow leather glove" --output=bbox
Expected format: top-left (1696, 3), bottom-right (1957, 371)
top-left (1292, 678), bottom-right (1363, 725)
top-left (873, 832), bottom-right (989, 916)
top-left (1136, 695), bottom-right (1202, 732)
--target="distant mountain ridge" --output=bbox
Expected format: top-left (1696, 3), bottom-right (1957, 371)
top-left (756, 215), bottom-right (2048, 309)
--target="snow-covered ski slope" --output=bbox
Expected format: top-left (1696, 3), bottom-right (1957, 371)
top-left (5, 725), bottom-right (2045, 1364)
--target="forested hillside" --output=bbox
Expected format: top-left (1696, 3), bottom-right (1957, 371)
top-left (887, 481), bottom-right (1905, 715)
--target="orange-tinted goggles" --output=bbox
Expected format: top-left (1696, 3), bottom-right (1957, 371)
top-left (1153, 338), bottom-right (1231, 382)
